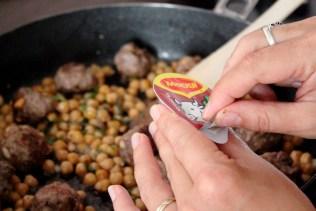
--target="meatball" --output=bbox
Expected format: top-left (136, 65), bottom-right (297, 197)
top-left (235, 128), bottom-right (282, 154)
top-left (14, 87), bottom-right (54, 123)
top-left (0, 160), bottom-right (15, 198)
top-left (114, 43), bottom-right (154, 78)
top-left (171, 55), bottom-right (201, 73)
top-left (54, 63), bottom-right (97, 93)
top-left (261, 151), bottom-right (299, 178)
top-left (0, 125), bottom-right (51, 171)
top-left (32, 182), bottom-right (81, 211)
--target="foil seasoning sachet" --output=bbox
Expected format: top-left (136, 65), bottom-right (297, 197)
top-left (152, 73), bottom-right (228, 144)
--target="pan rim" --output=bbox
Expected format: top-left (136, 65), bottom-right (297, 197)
top-left (0, 2), bottom-right (248, 36)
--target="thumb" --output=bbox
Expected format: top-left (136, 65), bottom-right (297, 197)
top-left (214, 100), bottom-right (316, 139)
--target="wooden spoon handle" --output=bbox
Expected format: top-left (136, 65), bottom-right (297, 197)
top-left (187, 0), bottom-right (306, 88)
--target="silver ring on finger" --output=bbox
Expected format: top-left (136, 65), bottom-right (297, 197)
top-left (262, 22), bottom-right (282, 46)
top-left (156, 197), bottom-right (176, 211)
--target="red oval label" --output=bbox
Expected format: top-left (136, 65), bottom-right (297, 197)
top-left (160, 78), bottom-right (203, 93)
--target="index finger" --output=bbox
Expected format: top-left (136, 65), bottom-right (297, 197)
top-left (203, 34), bottom-right (316, 120)
top-left (150, 104), bottom-right (230, 179)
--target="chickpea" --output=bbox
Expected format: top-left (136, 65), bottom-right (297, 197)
top-left (127, 87), bottom-right (138, 96)
top-left (55, 149), bottom-right (68, 161)
top-left (106, 93), bottom-right (118, 104)
top-left (302, 173), bottom-right (311, 182)
top-left (107, 127), bottom-right (118, 136)
top-left (23, 195), bottom-right (34, 209)
top-left (80, 154), bottom-right (93, 164)
top-left (110, 171), bottom-right (124, 185)
top-left (15, 199), bottom-right (24, 208)
top-left (99, 85), bottom-right (110, 94)
top-left (61, 113), bottom-right (70, 122)
top-left (95, 179), bottom-right (110, 192)
top-left (53, 140), bottom-right (67, 151)
top-left (15, 183), bottom-right (29, 196)
top-left (135, 101), bottom-right (146, 111)
top-left (10, 191), bottom-right (21, 202)
top-left (70, 110), bottom-right (83, 122)
top-left (301, 162), bottom-right (314, 174)
top-left (111, 165), bottom-right (122, 173)
top-left (67, 152), bottom-right (80, 164)
top-left (290, 151), bottom-right (302, 167)
top-left (124, 167), bottom-right (134, 175)
top-left (68, 130), bottom-right (84, 144)
top-left (104, 145), bottom-right (118, 157)
top-left (76, 163), bottom-right (87, 177)
top-left (131, 187), bottom-right (140, 197)
top-left (58, 122), bottom-right (69, 131)
top-left (77, 190), bottom-right (87, 200)
top-left (11, 175), bottom-right (21, 185)
top-left (43, 159), bottom-right (56, 174)
top-left (140, 79), bottom-right (151, 91)
top-left (60, 161), bottom-right (74, 175)
top-left (96, 153), bottom-right (108, 163)
top-left (2, 208), bottom-right (13, 211)
top-left (113, 157), bottom-right (124, 166)
top-left (124, 174), bottom-right (136, 188)
top-left (129, 79), bottom-right (140, 89)
top-left (56, 130), bottom-right (66, 139)
top-left (68, 143), bottom-right (76, 152)
top-left (96, 93), bottom-right (105, 102)
top-left (5, 114), bottom-right (13, 124)
top-left (1, 104), bottom-right (11, 114)
top-left (85, 125), bottom-right (96, 134)
top-left (88, 162), bottom-right (99, 172)
top-left (147, 72), bottom-right (156, 82)
top-left (97, 109), bottom-right (110, 122)
top-left (85, 106), bottom-right (97, 119)
top-left (68, 99), bottom-right (80, 110)
top-left (15, 208), bottom-right (25, 211)
top-left (135, 198), bottom-right (146, 210)
top-left (87, 99), bottom-right (99, 108)
top-left (69, 123), bottom-right (82, 131)
top-left (300, 152), bottom-right (312, 166)
top-left (128, 108), bottom-right (139, 118)
top-left (123, 101), bottom-right (133, 110)
top-left (85, 134), bottom-right (94, 144)
top-left (57, 101), bottom-right (69, 113)
top-left (145, 88), bottom-right (156, 99)
top-left (96, 169), bottom-right (109, 180)
top-left (85, 206), bottom-right (96, 211)
top-left (102, 136), bottom-right (115, 144)
top-left (24, 175), bottom-right (38, 188)
top-left (100, 158), bottom-right (114, 170)
top-left (83, 173), bottom-right (97, 186)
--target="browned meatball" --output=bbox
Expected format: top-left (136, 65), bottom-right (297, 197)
top-left (261, 151), bottom-right (299, 178)
top-left (114, 43), bottom-right (154, 78)
top-left (0, 125), bottom-right (51, 171)
top-left (171, 55), bottom-right (201, 73)
top-left (0, 160), bottom-right (15, 198)
top-left (54, 63), bottom-right (96, 93)
top-left (14, 87), bottom-right (54, 123)
top-left (235, 128), bottom-right (282, 154)
top-left (31, 182), bottom-right (81, 211)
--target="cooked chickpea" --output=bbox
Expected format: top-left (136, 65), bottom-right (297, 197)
top-left (97, 109), bottom-right (110, 122)
top-left (124, 174), bottom-right (136, 188)
top-left (106, 93), bottom-right (118, 104)
top-left (100, 158), bottom-right (114, 170)
top-left (113, 157), bottom-right (124, 166)
top-left (131, 187), bottom-right (140, 197)
top-left (23, 195), bottom-right (34, 209)
top-left (85, 106), bottom-right (97, 119)
top-left (55, 149), bottom-right (68, 161)
top-left (57, 101), bottom-right (69, 113)
top-left (111, 165), bottom-right (122, 173)
top-left (110, 172), bottom-right (123, 185)
top-left (15, 199), bottom-right (24, 208)
top-left (301, 162), bottom-right (314, 174)
top-left (24, 175), bottom-right (38, 188)
top-left (68, 130), bottom-right (84, 144)
top-left (301, 173), bottom-right (311, 182)
top-left (43, 159), bottom-right (56, 174)
top-left (95, 179), bottom-right (110, 192)
top-left (300, 152), bottom-right (312, 166)
top-left (58, 122), bottom-right (69, 131)
top-left (102, 136), bottom-right (115, 144)
top-left (11, 175), bottom-right (21, 185)
top-left (85, 134), bottom-right (94, 144)
top-left (290, 150), bottom-right (302, 167)
top-left (107, 127), bottom-right (118, 136)
top-left (67, 152), bottom-right (80, 164)
top-left (83, 173), bottom-right (97, 186)
top-left (1, 104), bottom-right (11, 114)
top-left (135, 101), bottom-right (146, 111)
top-left (127, 87), bottom-right (138, 96)
top-left (53, 140), bottom-right (67, 151)
top-left (123, 167), bottom-right (134, 175)
top-left (85, 206), bottom-right (96, 211)
top-left (68, 99), bottom-right (80, 110)
top-left (2, 208), bottom-right (13, 211)
top-left (145, 88), bottom-right (156, 99)
top-left (80, 154), bottom-right (93, 164)
top-left (14, 98), bottom-right (25, 109)
top-left (135, 198), bottom-right (146, 210)
top-left (96, 153), bottom-right (108, 163)
top-left (70, 110), bottom-right (83, 122)
top-left (60, 161), bottom-right (74, 175)
top-left (129, 79), bottom-right (140, 89)
top-left (96, 93), bottom-right (105, 102)
top-left (68, 143), bottom-right (76, 152)
top-left (99, 85), bottom-right (110, 94)
top-left (10, 191), bottom-right (21, 202)
top-left (77, 190), bottom-right (87, 200)
top-left (96, 169), bottom-right (109, 180)
top-left (140, 79), bottom-right (151, 91)
top-left (128, 108), bottom-right (139, 118)
top-left (15, 183), bottom-right (29, 196)
top-left (88, 162), bottom-right (99, 172)
top-left (75, 163), bottom-right (87, 177)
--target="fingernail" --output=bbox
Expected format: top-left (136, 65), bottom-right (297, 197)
top-left (149, 122), bottom-right (157, 135)
top-left (108, 186), bottom-right (117, 201)
top-left (131, 133), bottom-right (140, 150)
top-left (291, 81), bottom-right (302, 88)
top-left (150, 105), bottom-right (161, 120)
top-left (216, 111), bottom-right (242, 127)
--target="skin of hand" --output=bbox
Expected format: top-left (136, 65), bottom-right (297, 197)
top-left (108, 104), bottom-right (314, 211)
top-left (203, 17), bottom-right (316, 138)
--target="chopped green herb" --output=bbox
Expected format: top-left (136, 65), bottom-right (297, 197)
top-left (52, 93), bottom-right (66, 102)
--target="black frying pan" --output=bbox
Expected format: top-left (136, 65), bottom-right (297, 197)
top-left (0, 3), bottom-right (315, 210)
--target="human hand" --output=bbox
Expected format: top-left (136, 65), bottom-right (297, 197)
top-left (203, 17), bottom-right (316, 138)
top-left (109, 104), bottom-right (313, 211)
